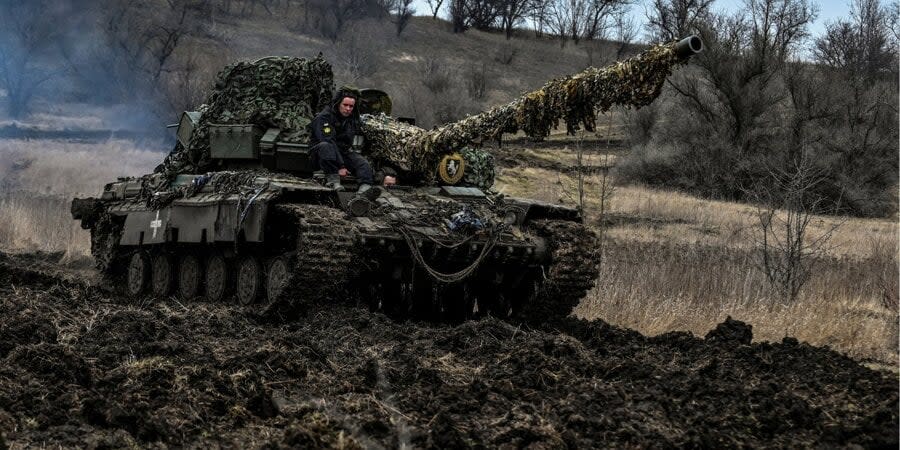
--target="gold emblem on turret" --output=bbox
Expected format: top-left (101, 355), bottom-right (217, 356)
top-left (438, 153), bottom-right (466, 185)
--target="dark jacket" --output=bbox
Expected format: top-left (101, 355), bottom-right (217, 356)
top-left (309, 90), bottom-right (360, 152)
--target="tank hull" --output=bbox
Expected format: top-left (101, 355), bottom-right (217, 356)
top-left (72, 172), bottom-right (599, 322)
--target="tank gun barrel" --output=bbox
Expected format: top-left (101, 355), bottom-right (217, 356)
top-left (673, 35), bottom-right (704, 59)
top-left (362, 36), bottom-right (703, 178)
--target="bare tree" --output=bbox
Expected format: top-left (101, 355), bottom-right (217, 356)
top-left (0, 0), bottom-right (67, 118)
top-left (418, 57), bottom-right (455, 94)
top-left (596, 112), bottom-right (616, 269)
top-left (101, 1), bottom-right (195, 88)
top-left (162, 46), bottom-right (231, 117)
top-left (809, 0), bottom-right (898, 215)
top-left (494, 42), bottom-right (519, 64)
top-left (573, 131), bottom-right (588, 212)
top-left (617, 0), bottom-right (840, 213)
top-left (449, 0), bottom-right (470, 32)
top-left (426, 0), bottom-right (445, 19)
top-left (613, 9), bottom-right (638, 58)
top-left (83, 0), bottom-right (210, 121)
top-left (391, 0), bottom-right (416, 36)
top-left (582, 0), bottom-right (629, 41)
top-left (334, 30), bottom-right (383, 83)
top-left (546, 0), bottom-right (628, 46)
top-left (468, 0), bottom-right (502, 30)
top-left (303, 0), bottom-right (378, 42)
top-left (548, 0), bottom-right (588, 46)
top-left (465, 62), bottom-right (487, 99)
top-left (890, 0), bottom-right (900, 41)
top-left (815, 0), bottom-right (896, 80)
top-left (645, 0), bottom-right (715, 41)
top-left (529, 0), bottom-right (552, 37)
top-left (498, 0), bottom-right (533, 39)
top-left (667, 0), bottom-right (816, 164)
top-left (582, 8), bottom-right (636, 66)
top-left (751, 158), bottom-right (841, 304)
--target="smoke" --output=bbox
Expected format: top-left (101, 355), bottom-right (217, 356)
top-left (0, 0), bottom-right (225, 136)
top-left (0, 139), bottom-right (162, 196)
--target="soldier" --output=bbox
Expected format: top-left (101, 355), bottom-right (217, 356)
top-left (310, 87), bottom-right (395, 194)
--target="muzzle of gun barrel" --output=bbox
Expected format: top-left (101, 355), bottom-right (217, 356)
top-left (674, 36), bottom-right (704, 59)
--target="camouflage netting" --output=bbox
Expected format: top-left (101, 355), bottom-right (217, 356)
top-left (158, 55), bottom-right (335, 176)
top-left (358, 114), bottom-right (495, 189)
top-left (460, 147), bottom-right (495, 189)
top-left (360, 40), bottom-right (689, 181)
top-left (157, 39), bottom-right (692, 188)
top-left (141, 171), bottom-right (271, 209)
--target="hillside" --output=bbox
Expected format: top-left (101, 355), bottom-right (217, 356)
top-left (184, 14), bottom-right (623, 124)
top-left (4, 11), bottom-right (625, 135)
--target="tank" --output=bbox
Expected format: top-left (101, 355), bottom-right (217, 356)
top-left (71, 36), bottom-right (703, 322)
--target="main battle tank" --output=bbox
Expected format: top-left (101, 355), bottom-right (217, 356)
top-left (72, 36), bottom-right (702, 322)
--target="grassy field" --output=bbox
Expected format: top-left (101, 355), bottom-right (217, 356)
top-left (0, 139), bottom-right (161, 260)
top-left (495, 143), bottom-right (899, 367)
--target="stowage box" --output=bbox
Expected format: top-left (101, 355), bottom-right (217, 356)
top-left (209, 124), bottom-right (263, 159)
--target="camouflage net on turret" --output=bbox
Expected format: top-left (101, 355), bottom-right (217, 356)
top-left (157, 40), bottom-right (690, 187)
top-left (360, 40), bottom-right (687, 181)
top-left (158, 55), bottom-right (335, 176)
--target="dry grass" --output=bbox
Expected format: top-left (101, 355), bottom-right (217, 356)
top-left (0, 192), bottom-right (90, 259)
top-left (499, 166), bottom-right (897, 259)
top-left (574, 240), bottom-right (898, 365)
top-left (0, 139), bottom-right (162, 195)
top-left (495, 161), bottom-right (899, 366)
top-left (0, 138), bottom-right (161, 259)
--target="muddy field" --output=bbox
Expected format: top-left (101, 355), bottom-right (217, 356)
top-left (0, 251), bottom-right (897, 449)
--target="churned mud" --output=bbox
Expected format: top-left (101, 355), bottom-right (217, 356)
top-left (0, 251), bottom-right (896, 448)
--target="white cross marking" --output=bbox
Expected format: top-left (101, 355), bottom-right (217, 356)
top-left (150, 211), bottom-right (162, 238)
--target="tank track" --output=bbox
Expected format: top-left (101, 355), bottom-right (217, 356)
top-left (263, 204), bottom-right (360, 318)
top-left (517, 220), bottom-right (600, 324)
top-left (91, 211), bottom-right (125, 291)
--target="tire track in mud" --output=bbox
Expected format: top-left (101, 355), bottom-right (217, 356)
top-left (0, 251), bottom-right (896, 448)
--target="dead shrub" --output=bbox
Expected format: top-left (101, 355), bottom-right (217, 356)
top-left (493, 42), bottom-right (518, 65)
top-left (464, 63), bottom-right (487, 99)
top-left (418, 57), bottom-right (454, 94)
top-left (333, 28), bottom-right (384, 84)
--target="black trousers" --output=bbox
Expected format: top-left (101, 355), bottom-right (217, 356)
top-left (310, 142), bottom-right (374, 184)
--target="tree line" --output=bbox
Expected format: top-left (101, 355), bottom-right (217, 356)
top-left (425, 0), bottom-right (634, 42)
top-left (617, 0), bottom-right (898, 217)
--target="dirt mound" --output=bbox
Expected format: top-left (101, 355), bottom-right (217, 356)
top-left (704, 315), bottom-right (753, 344)
top-left (0, 252), bottom-right (897, 448)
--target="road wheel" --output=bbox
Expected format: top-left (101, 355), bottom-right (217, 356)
top-left (150, 252), bottom-right (174, 297)
top-left (236, 256), bottom-right (263, 305)
top-left (266, 256), bottom-right (291, 304)
top-left (177, 253), bottom-right (203, 299)
top-left (126, 251), bottom-right (150, 298)
top-left (205, 252), bottom-right (230, 302)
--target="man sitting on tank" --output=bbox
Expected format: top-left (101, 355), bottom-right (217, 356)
top-left (309, 87), bottom-right (395, 194)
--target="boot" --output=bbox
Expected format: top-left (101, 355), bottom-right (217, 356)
top-left (325, 173), bottom-right (344, 191)
top-left (356, 183), bottom-right (382, 201)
